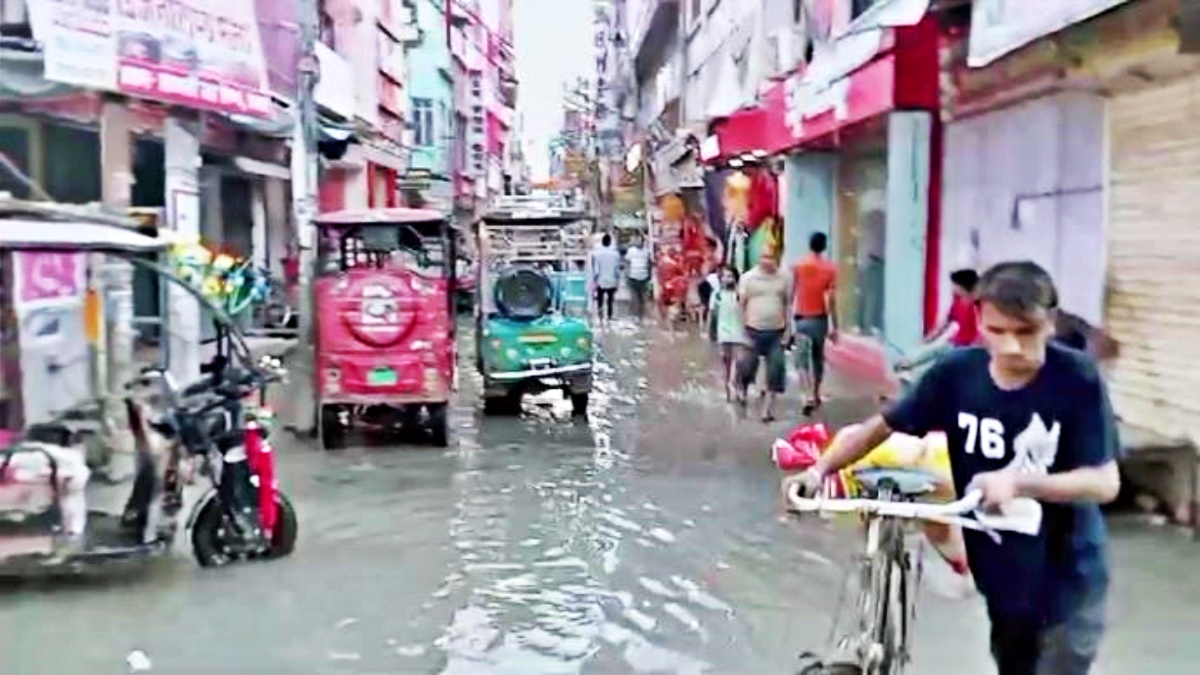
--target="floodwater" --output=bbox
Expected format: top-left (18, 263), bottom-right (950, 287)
top-left (1, 321), bottom-right (1198, 674)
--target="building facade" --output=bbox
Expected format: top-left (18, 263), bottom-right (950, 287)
top-left (405, 0), bottom-right (455, 211)
top-left (318, 0), bottom-right (414, 212)
top-left (447, 0), bottom-right (516, 220)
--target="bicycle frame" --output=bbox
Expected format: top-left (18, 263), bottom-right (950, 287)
top-left (787, 487), bottom-right (1041, 674)
top-left (856, 485), bottom-right (917, 675)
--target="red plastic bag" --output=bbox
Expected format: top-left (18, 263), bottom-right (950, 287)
top-left (772, 422), bottom-right (831, 471)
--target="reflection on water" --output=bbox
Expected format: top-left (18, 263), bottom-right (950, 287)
top-left (432, 325), bottom-right (716, 673)
top-left (419, 321), bottom-right (842, 674)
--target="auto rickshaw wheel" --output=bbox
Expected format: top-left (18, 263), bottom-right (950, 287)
top-left (570, 393), bottom-right (589, 416)
top-left (428, 403), bottom-right (450, 447)
top-left (320, 405), bottom-right (346, 451)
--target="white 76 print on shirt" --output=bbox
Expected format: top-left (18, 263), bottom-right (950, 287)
top-left (957, 412), bottom-right (1061, 475)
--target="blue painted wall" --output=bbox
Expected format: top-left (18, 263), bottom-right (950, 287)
top-left (408, 0), bottom-right (453, 175)
top-left (882, 111), bottom-right (932, 358)
top-left (782, 153), bottom-right (836, 271)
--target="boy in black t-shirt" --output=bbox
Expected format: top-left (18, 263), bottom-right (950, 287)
top-left (785, 261), bottom-right (1120, 674)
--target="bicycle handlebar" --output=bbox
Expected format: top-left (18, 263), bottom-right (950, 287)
top-left (785, 485), bottom-right (1044, 542)
top-left (786, 485), bottom-right (983, 518)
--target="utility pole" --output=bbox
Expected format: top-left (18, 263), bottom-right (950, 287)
top-left (288, 0), bottom-right (321, 434)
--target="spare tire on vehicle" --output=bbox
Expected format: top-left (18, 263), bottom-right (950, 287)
top-left (494, 266), bottom-right (553, 320)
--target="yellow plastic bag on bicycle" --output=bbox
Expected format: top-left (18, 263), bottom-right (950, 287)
top-left (826, 426), bottom-right (953, 498)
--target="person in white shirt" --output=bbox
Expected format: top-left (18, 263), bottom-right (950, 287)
top-left (590, 233), bottom-right (622, 321)
top-left (624, 234), bottom-right (652, 320)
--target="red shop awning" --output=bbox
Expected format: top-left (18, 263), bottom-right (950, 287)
top-left (708, 0), bottom-right (937, 160)
top-left (710, 54), bottom-right (898, 160)
top-left (709, 108), bottom-right (766, 161)
top-left (707, 82), bottom-right (794, 162)
top-left (777, 51), bottom-right (897, 147)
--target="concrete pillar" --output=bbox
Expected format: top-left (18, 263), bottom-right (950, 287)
top-left (251, 179), bottom-right (268, 270)
top-left (164, 115), bottom-right (203, 385)
top-left (98, 99), bottom-right (136, 474)
top-left (264, 178), bottom-right (291, 274)
top-left (883, 111), bottom-right (933, 357)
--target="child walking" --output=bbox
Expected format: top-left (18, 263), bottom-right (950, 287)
top-left (709, 266), bottom-right (748, 400)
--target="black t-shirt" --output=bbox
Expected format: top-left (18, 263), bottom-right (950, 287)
top-left (883, 345), bottom-right (1117, 625)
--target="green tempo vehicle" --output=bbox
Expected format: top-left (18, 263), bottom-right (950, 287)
top-left (474, 199), bottom-right (594, 415)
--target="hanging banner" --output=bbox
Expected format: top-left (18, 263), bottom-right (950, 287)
top-left (26, 0), bottom-right (272, 118)
top-left (25, 0), bottom-right (117, 91)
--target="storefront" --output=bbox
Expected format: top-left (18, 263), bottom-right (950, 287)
top-left (647, 131), bottom-right (717, 311)
top-left (708, 0), bottom-right (941, 367)
top-left (836, 139), bottom-right (889, 337)
top-left (1078, 1), bottom-right (1200, 444)
top-left (941, 30), bottom-right (1109, 328)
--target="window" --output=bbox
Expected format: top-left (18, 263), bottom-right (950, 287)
top-left (454, 116), bottom-right (467, 173)
top-left (439, 100), bottom-right (450, 147)
top-left (412, 98), bottom-right (434, 147)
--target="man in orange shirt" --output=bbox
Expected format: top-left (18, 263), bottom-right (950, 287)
top-left (791, 232), bottom-right (838, 415)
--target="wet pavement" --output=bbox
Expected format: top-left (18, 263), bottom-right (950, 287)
top-left (1, 320), bottom-right (1199, 674)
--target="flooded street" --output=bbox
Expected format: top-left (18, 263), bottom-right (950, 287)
top-left (1, 322), bottom-right (1198, 674)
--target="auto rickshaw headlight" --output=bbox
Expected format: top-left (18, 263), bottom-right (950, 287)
top-left (324, 367), bottom-right (342, 393)
top-left (490, 339), bottom-right (502, 350)
top-left (575, 336), bottom-right (590, 349)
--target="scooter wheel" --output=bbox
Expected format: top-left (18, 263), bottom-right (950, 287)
top-left (262, 492), bottom-right (299, 560)
top-left (191, 492), bottom-right (299, 567)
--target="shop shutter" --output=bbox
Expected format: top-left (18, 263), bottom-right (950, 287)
top-left (1107, 73), bottom-right (1200, 442)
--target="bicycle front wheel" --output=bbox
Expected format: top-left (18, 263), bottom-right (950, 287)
top-left (860, 518), bottom-right (908, 675)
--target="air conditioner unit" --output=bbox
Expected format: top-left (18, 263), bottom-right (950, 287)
top-left (1, 0), bottom-right (30, 25)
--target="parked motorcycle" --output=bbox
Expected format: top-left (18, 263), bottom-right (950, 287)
top-left (0, 216), bottom-right (297, 574)
top-left (125, 340), bottom-right (298, 567)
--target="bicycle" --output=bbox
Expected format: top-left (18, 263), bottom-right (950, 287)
top-left (784, 473), bottom-right (1042, 674)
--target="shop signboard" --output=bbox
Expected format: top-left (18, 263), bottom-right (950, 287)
top-left (466, 71), bottom-right (487, 179)
top-left (968, 0), bottom-right (1133, 68)
top-left (12, 252), bottom-right (85, 310)
top-left (26, 0), bottom-right (273, 118)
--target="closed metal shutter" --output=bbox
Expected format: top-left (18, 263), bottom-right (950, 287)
top-left (1107, 73), bottom-right (1200, 441)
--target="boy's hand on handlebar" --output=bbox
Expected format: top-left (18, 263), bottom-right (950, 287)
top-left (781, 467), bottom-right (826, 504)
top-left (967, 469), bottom-right (1019, 511)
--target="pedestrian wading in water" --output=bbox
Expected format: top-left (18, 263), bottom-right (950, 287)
top-left (709, 265), bottom-right (748, 401)
top-left (736, 242), bottom-right (792, 422)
